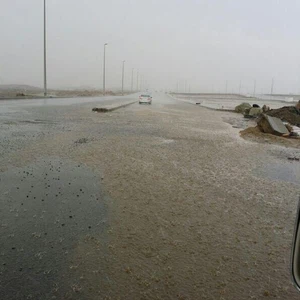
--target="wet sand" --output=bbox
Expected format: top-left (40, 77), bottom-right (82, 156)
top-left (0, 94), bottom-right (300, 299)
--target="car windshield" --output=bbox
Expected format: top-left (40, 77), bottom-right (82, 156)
top-left (1, 1), bottom-right (300, 300)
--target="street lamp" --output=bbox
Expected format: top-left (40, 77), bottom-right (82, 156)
top-left (122, 60), bottom-right (125, 96)
top-left (271, 78), bottom-right (274, 97)
top-left (131, 68), bottom-right (134, 93)
top-left (44, 0), bottom-right (47, 97)
top-left (103, 43), bottom-right (108, 96)
top-left (136, 70), bottom-right (139, 91)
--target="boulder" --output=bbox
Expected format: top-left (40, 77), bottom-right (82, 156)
top-left (258, 114), bottom-right (289, 136)
top-left (248, 107), bottom-right (263, 117)
top-left (266, 106), bottom-right (300, 126)
top-left (262, 105), bottom-right (271, 112)
top-left (235, 102), bottom-right (251, 114)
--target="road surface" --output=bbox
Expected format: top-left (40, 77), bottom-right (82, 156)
top-left (0, 93), bottom-right (299, 299)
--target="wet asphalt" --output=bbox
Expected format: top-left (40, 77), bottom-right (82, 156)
top-left (0, 96), bottom-right (126, 299)
top-left (0, 93), bottom-right (300, 299)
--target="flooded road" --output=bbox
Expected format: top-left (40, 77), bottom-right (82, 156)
top-left (0, 159), bottom-right (109, 299)
top-left (0, 93), bottom-right (299, 299)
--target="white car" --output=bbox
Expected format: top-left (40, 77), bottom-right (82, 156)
top-left (139, 94), bottom-right (152, 104)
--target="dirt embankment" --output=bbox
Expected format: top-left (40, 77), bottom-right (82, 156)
top-left (266, 106), bottom-right (300, 126)
top-left (240, 126), bottom-right (300, 148)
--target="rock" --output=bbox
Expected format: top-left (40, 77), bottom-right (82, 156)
top-left (252, 104), bottom-right (260, 108)
top-left (257, 114), bottom-right (289, 136)
top-left (262, 105), bottom-right (271, 113)
top-left (266, 106), bottom-right (300, 126)
top-left (235, 103), bottom-right (251, 114)
top-left (248, 107), bottom-right (263, 117)
top-left (244, 107), bottom-right (251, 115)
top-left (296, 100), bottom-right (300, 110)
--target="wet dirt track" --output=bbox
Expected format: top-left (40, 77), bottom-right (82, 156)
top-left (0, 93), bottom-right (300, 299)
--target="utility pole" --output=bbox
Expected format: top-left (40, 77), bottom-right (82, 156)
top-left (44, 0), bottom-right (47, 97)
top-left (103, 43), bottom-right (108, 95)
top-left (271, 78), bottom-right (274, 97)
top-left (121, 60), bottom-right (125, 95)
top-left (131, 68), bottom-right (134, 93)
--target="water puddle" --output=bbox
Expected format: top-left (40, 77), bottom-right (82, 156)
top-left (0, 158), bottom-right (109, 299)
top-left (255, 161), bottom-right (300, 185)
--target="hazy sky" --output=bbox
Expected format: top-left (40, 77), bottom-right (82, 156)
top-left (1, 0), bottom-right (300, 93)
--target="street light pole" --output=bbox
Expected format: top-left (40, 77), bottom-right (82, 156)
top-left (271, 78), bottom-right (274, 98)
top-left (136, 70), bottom-right (139, 91)
top-left (131, 68), bottom-right (134, 93)
top-left (103, 43), bottom-right (108, 96)
top-left (122, 60), bottom-right (125, 96)
top-left (44, 0), bottom-right (47, 97)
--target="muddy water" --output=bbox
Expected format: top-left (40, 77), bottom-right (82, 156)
top-left (257, 161), bottom-right (300, 185)
top-left (0, 159), bottom-right (109, 300)
top-left (0, 94), bottom-right (300, 299)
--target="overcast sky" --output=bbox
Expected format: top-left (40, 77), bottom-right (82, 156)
top-left (1, 0), bottom-right (300, 93)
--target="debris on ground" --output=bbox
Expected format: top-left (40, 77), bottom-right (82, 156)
top-left (288, 157), bottom-right (300, 161)
top-left (75, 138), bottom-right (89, 144)
top-left (282, 125), bottom-right (300, 139)
top-left (240, 101), bottom-right (300, 145)
top-left (257, 114), bottom-right (289, 136)
top-left (266, 106), bottom-right (300, 126)
top-left (240, 126), bottom-right (300, 148)
top-left (235, 103), bottom-right (251, 114)
top-left (92, 108), bottom-right (109, 113)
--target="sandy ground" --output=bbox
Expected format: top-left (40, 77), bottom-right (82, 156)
top-left (0, 89), bottom-right (132, 99)
top-left (0, 94), bottom-right (300, 299)
top-left (171, 93), bottom-right (299, 111)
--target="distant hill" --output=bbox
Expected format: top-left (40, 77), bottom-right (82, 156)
top-left (0, 84), bottom-right (42, 91)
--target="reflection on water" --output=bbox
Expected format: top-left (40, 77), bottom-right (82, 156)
top-left (0, 158), bottom-right (109, 300)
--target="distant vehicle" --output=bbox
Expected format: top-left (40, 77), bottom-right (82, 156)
top-left (139, 94), bottom-right (152, 105)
